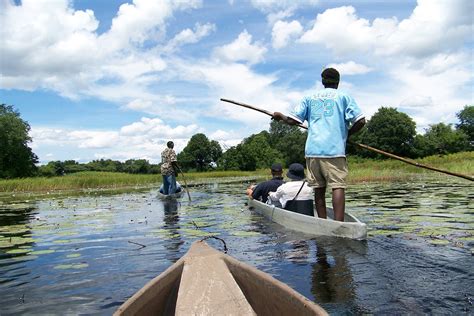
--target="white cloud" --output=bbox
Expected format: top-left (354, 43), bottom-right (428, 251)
top-left (0, 0), bottom-right (203, 101)
top-left (326, 61), bottom-right (372, 75)
top-left (299, 1), bottom-right (473, 58)
top-left (67, 130), bottom-right (120, 149)
top-left (30, 117), bottom-right (203, 163)
top-left (272, 20), bottom-right (303, 49)
top-left (165, 22), bottom-right (216, 52)
top-left (250, 0), bottom-right (318, 14)
top-left (299, 6), bottom-right (376, 55)
top-left (213, 30), bottom-right (267, 65)
top-left (400, 96), bottom-right (434, 109)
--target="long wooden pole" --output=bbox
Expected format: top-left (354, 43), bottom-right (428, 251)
top-left (176, 166), bottom-right (192, 201)
top-left (220, 98), bottom-right (474, 182)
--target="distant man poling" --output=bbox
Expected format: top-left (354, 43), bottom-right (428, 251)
top-left (273, 68), bottom-right (366, 221)
top-left (160, 141), bottom-right (179, 195)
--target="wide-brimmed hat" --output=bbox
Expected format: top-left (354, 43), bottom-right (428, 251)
top-left (286, 163), bottom-right (305, 180)
top-left (271, 163), bottom-right (282, 172)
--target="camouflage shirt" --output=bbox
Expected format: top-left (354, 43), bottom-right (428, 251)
top-left (161, 148), bottom-right (177, 176)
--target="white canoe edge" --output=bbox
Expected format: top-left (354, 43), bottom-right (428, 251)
top-left (157, 190), bottom-right (184, 200)
top-left (248, 199), bottom-right (367, 240)
top-left (115, 241), bottom-right (328, 316)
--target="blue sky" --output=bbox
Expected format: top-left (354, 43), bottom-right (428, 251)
top-left (1, 0), bottom-right (472, 164)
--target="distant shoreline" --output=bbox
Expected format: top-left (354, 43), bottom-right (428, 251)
top-left (0, 152), bottom-right (472, 198)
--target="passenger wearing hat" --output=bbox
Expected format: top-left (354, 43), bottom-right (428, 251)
top-left (268, 163), bottom-right (313, 210)
top-left (246, 163), bottom-right (285, 203)
top-left (272, 68), bottom-right (366, 221)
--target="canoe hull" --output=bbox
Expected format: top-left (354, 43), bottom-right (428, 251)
top-left (157, 191), bottom-right (184, 200)
top-left (115, 241), bottom-right (327, 316)
top-left (248, 199), bottom-right (367, 240)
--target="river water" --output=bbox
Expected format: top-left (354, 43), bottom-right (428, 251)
top-left (0, 178), bottom-right (472, 315)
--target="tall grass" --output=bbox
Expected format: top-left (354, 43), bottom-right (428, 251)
top-left (348, 151), bottom-right (473, 182)
top-left (0, 152), bottom-right (472, 193)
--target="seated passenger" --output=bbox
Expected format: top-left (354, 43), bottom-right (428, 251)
top-left (268, 163), bottom-right (314, 216)
top-left (246, 163), bottom-right (285, 203)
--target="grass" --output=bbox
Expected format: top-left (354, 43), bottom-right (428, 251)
top-left (347, 151), bottom-right (474, 182)
top-left (0, 152), bottom-right (472, 194)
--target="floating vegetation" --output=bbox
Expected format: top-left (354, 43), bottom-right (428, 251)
top-left (180, 228), bottom-right (215, 237)
top-left (0, 236), bottom-right (35, 248)
top-left (29, 249), bottom-right (55, 255)
top-left (66, 253), bottom-right (81, 258)
top-left (54, 263), bottom-right (89, 270)
top-left (230, 231), bottom-right (260, 237)
top-left (12, 255), bottom-right (38, 261)
top-left (428, 239), bottom-right (450, 246)
top-left (6, 248), bottom-right (31, 254)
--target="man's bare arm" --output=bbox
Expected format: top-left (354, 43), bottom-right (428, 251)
top-left (348, 117), bottom-right (366, 138)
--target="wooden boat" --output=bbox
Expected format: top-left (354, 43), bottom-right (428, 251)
top-left (115, 240), bottom-right (327, 316)
top-left (248, 199), bottom-right (367, 240)
top-left (157, 190), bottom-right (184, 200)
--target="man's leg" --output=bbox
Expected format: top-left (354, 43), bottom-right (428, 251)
top-left (162, 175), bottom-right (170, 195)
top-left (169, 175), bottom-right (177, 194)
top-left (314, 187), bottom-right (327, 219)
top-left (332, 188), bottom-right (345, 221)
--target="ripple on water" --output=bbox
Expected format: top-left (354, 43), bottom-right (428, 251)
top-left (0, 180), bottom-right (472, 315)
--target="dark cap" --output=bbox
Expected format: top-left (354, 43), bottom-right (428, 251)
top-left (286, 163), bottom-right (305, 180)
top-left (271, 163), bottom-right (282, 172)
top-left (321, 68), bottom-right (340, 84)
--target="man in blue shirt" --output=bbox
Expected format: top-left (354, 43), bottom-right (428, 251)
top-left (247, 163), bottom-right (285, 203)
top-left (273, 68), bottom-right (366, 221)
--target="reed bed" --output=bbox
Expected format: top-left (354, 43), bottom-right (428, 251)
top-left (0, 152), bottom-right (472, 194)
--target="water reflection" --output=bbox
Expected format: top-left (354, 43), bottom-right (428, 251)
top-left (311, 241), bottom-right (355, 304)
top-left (162, 200), bottom-right (183, 261)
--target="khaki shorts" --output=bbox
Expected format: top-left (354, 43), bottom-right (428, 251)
top-left (306, 157), bottom-right (348, 189)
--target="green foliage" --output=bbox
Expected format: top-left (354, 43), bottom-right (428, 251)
top-left (177, 133), bottom-right (222, 171)
top-left (362, 107), bottom-right (417, 158)
top-left (269, 120), bottom-right (306, 165)
top-left (37, 159), bottom-right (160, 176)
top-left (0, 104), bottom-right (38, 178)
top-left (456, 105), bottom-right (474, 143)
top-left (418, 123), bottom-right (470, 156)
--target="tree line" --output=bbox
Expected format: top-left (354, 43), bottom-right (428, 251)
top-left (1, 103), bottom-right (472, 178)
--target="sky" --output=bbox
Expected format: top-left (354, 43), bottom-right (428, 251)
top-left (1, 0), bottom-right (473, 164)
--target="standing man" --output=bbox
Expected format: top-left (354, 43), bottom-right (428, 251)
top-left (246, 163), bottom-right (285, 203)
top-left (161, 141), bottom-right (179, 195)
top-left (273, 68), bottom-right (366, 221)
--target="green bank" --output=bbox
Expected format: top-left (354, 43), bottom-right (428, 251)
top-left (0, 152), bottom-right (472, 195)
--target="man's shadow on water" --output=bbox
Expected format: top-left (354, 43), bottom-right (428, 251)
top-left (284, 238), bottom-right (367, 305)
top-left (310, 238), bottom-right (367, 305)
top-left (162, 200), bottom-right (184, 261)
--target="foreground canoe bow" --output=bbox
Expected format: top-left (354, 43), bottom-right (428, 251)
top-left (115, 241), bottom-right (327, 316)
top-left (248, 199), bottom-right (367, 240)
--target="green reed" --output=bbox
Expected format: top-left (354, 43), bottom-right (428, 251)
top-left (0, 152), bottom-right (472, 193)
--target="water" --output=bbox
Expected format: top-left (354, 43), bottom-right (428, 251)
top-left (0, 178), bottom-right (472, 315)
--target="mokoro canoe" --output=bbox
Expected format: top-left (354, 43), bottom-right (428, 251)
top-left (114, 240), bottom-right (327, 316)
top-left (157, 190), bottom-right (184, 200)
top-left (248, 199), bottom-right (367, 240)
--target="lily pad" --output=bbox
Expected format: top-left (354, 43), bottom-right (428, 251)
top-left (54, 263), bottom-right (89, 270)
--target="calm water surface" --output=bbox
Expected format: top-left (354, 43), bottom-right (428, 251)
top-left (0, 178), bottom-right (472, 315)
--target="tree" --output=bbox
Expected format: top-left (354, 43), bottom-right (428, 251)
top-left (218, 146), bottom-right (244, 171)
top-left (420, 123), bottom-right (469, 156)
top-left (456, 105), bottom-right (474, 143)
top-left (178, 133), bottom-right (223, 171)
top-left (363, 107), bottom-right (417, 158)
top-left (0, 104), bottom-right (38, 178)
top-left (242, 131), bottom-right (283, 170)
top-left (269, 120), bottom-right (306, 165)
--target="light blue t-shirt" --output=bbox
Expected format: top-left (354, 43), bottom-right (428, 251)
top-left (289, 88), bottom-right (364, 158)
